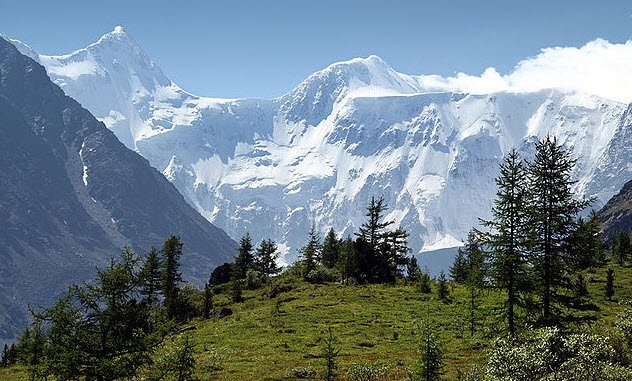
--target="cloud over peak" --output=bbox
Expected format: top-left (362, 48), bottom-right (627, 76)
top-left (417, 38), bottom-right (632, 104)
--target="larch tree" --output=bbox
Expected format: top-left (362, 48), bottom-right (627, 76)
top-left (526, 136), bottom-right (589, 326)
top-left (480, 148), bottom-right (530, 336)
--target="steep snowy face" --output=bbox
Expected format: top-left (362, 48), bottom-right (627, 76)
top-left (16, 29), bottom-right (631, 261)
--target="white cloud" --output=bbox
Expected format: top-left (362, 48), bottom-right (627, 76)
top-left (416, 39), bottom-right (632, 103)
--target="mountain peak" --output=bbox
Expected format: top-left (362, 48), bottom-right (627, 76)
top-left (93, 25), bottom-right (137, 48)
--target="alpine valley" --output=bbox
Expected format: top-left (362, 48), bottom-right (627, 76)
top-left (8, 26), bottom-right (632, 266)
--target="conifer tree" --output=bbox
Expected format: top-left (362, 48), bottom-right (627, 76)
top-left (568, 212), bottom-right (603, 270)
top-left (203, 280), bottom-right (213, 319)
top-left (233, 233), bottom-right (255, 280)
top-left (300, 225), bottom-right (321, 279)
top-left (449, 248), bottom-right (468, 283)
top-left (407, 256), bottom-right (423, 283)
top-left (322, 327), bottom-right (340, 381)
top-left (605, 268), bottom-right (615, 301)
top-left (355, 197), bottom-right (410, 283)
top-left (140, 247), bottom-right (162, 306)
top-left (615, 232), bottom-right (631, 267)
top-left (526, 136), bottom-right (589, 326)
top-left (338, 237), bottom-right (357, 285)
top-left (437, 271), bottom-right (449, 302)
top-left (480, 148), bottom-right (529, 336)
top-left (321, 228), bottom-right (341, 269)
top-left (417, 325), bottom-right (443, 381)
top-left (162, 236), bottom-right (184, 320)
top-left (255, 238), bottom-right (281, 276)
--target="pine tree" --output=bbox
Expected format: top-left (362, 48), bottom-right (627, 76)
top-left (437, 271), bottom-right (449, 302)
top-left (321, 228), bottom-right (341, 269)
top-left (615, 232), bottom-right (631, 267)
top-left (480, 148), bottom-right (529, 336)
top-left (605, 268), bottom-right (615, 301)
top-left (419, 273), bottom-right (432, 294)
top-left (526, 136), bottom-right (589, 326)
top-left (255, 238), bottom-right (281, 277)
top-left (233, 233), bottom-right (255, 280)
top-left (140, 247), bottom-right (162, 306)
top-left (568, 212), bottom-right (603, 271)
top-left (449, 248), bottom-right (468, 283)
top-left (417, 325), bottom-right (444, 381)
top-left (162, 236), bottom-right (184, 320)
top-left (322, 327), bottom-right (340, 381)
top-left (175, 334), bottom-right (196, 381)
top-left (338, 237), bottom-right (357, 285)
top-left (355, 197), bottom-right (410, 283)
top-left (300, 226), bottom-right (321, 279)
top-left (407, 256), bottom-right (423, 283)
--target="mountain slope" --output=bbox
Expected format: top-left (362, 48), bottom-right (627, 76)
top-left (13, 28), bottom-right (632, 262)
top-left (0, 36), bottom-right (236, 343)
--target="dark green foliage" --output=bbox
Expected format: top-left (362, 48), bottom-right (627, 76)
top-left (339, 237), bottom-right (358, 285)
top-left (605, 268), bottom-right (615, 301)
top-left (449, 249), bottom-right (468, 283)
top-left (572, 273), bottom-right (589, 309)
top-left (203, 280), bottom-right (213, 319)
top-left (322, 327), bottom-right (340, 381)
top-left (480, 148), bottom-right (529, 336)
top-left (163, 235), bottom-right (184, 320)
top-left (233, 233), bottom-right (255, 280)
top-left (417, 325), bottom-right (444, 381)
top-left (321, 228), bottom-right (341, 269)
top-left (175, 335), bottom-right (197, 381)
top-left (436, 271), bottom-right (449, 302)
top-left (140, 247), bottom-right (163, 306)
top-left (300, 226), bottom-right (322, 280)
top-left (614, 231), bottom-right (631, 267)
top-left (407, 256), bottom-right (423, 283)
top-left (526, 135), bottom-right (590, 326)
top-left (210, 262), bottom-right (233, 286)
top-left (568, 213), bottom-right (604, 270)
top-left (255, 238), bottom-right (281, 277)
top-left (419, 273), bottom-right (432, 294)
top-left (231, 280), bottom-right (244, 303)
top-left (32, 248), bottom-right (160, 380)
top-left (353, 197), bottom-right (410, 284)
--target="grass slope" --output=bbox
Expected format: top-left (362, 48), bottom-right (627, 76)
top-left (2, 264), bottom-right (631, 380)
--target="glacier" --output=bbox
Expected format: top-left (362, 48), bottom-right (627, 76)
top-left (9, 27), bottom-right (632, 263)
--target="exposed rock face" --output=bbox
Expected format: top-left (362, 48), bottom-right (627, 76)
top-left (0, 37), bottom-right (236, 344)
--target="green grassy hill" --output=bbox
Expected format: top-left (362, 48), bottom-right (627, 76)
top-left (2, 264), bottom-right (631, 381)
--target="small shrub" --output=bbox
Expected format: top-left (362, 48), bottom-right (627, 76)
top-left (306, 265), bottom-right (339, 284)
top-left (346, 362), bottom-right (390, 381)
top-left (290, 367), bottom-right (317, 379)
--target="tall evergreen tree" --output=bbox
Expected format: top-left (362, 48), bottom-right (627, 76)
top-left (480, 148), bottom-right (529, 336)
top-left (321, 228), bottom-right (341, 269)
top-left (233, 233), bottom-right (255, 280)
top-left (526, 136), bottom-right (589, 326)
top-left (140, 247), bottom-right (162, 306)
top-left (300, 226), bottom-right (322, 279)
top-left (615, 231), bottom-right (631, 267)
top-left (449, 248), bottom-right (468, 283)
top-left (417, 325), bottom-right (444, 381)
top-left (605, 268), bottom-right (615, 301)
top-left (255, 238), bottom-right (281, 276)
top-left (568, 212), bottom-right (603, 271)
top-left (355, 197), bottom-right (410, 283)
top-left (162, 236), bottom-right (184, 320)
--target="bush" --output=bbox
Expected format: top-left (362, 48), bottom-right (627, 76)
top-left (245, 269), bottom-right (267, 290)
top-left (290, 367), bottom-right (317, 379)
top-left (346, 362), bottom-right (390, 381)
top-left (305, 265), bottom-right (340, 284)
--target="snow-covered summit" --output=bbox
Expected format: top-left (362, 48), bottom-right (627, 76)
top-left (10, 28), bottom-right (632, 265)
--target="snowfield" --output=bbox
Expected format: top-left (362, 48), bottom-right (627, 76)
top-left (10, 27), bottom-right (632, 262)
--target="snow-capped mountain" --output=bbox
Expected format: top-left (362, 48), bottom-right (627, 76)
top-left (11, 27), bottom-right (631, 261)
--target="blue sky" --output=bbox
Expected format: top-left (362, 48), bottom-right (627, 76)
top-left (1, 0), bottom-right (631, 98)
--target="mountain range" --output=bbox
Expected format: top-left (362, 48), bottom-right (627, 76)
top-left (7, 26), bottom-right (632, 265)
top-left (0, 36), bottom-right (236, 344)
